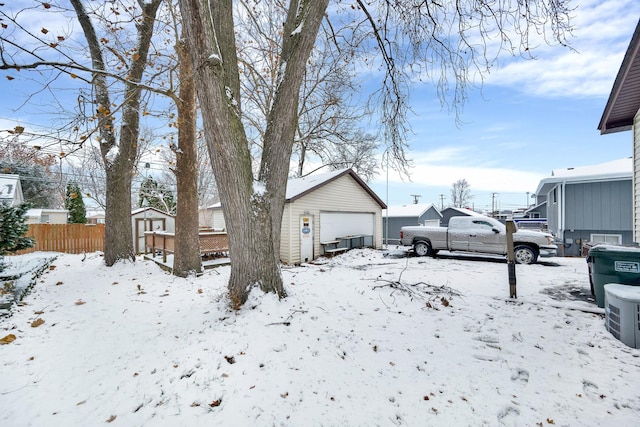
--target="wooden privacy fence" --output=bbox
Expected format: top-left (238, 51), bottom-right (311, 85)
top-left (17, 224), bottom-right (105, 255)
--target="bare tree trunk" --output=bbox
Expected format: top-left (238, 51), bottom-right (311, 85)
top-left (180, 0), bottom-right (329, 308)
top-left (172, 38), bottom-right (202, 277)
top-left (71, 0), bottom-right (162, 266)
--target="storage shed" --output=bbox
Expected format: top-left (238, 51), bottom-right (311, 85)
top-left (382, 203), bottom-right (442, 244)
top-left (131, 207), bottom-right (175, 254)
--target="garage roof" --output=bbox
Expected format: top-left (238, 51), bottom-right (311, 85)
top-left (383, 203), bottom-right (441, 218)
top-left (598, 19), bottom-right (640, 134)
top-left (286, 168), bottom-right (386, 208)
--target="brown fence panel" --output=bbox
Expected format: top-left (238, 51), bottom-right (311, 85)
top-left (17, 224), bottom-right (105, 255)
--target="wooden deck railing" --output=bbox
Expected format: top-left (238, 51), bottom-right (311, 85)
top-left (145, 231), bottom-right (229, 263)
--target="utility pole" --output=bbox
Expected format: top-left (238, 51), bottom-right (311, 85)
top-left (410, 194), bottom-right (421, 204)
top-left (439, 194), bottom-right (445, 210)
top-left (526, 191), bottom-right (530, 208)
top-left (491, 192), bottom-right (498, 217)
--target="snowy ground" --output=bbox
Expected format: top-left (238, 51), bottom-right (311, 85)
top-left (1, 249), bottom-right (639, 427)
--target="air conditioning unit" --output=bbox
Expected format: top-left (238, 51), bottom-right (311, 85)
top-left (604, 284), bottom-right (640, 349)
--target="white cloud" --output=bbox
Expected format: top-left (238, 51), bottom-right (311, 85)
top-left (484, 0), bottom-right (640, 98)
top-left (389, 163), bottom-right (543, 193)
top-left (375, 147), bottom-right (544, 194)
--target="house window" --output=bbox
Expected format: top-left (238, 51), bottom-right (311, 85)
top-left (590, 234), bottom-right (622, 245)
top-left (552, 188), bottom-right (558, 204)
top-left (529, 212), bottom-right (540, 218)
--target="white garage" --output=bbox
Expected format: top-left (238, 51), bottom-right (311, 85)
top-left (199, 168), bottom-right (387, 264)
top-left (281, 169), bottom-right (386, 264)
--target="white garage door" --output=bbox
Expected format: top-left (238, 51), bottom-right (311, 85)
top-left (319, 212), bottom-right (375, 242)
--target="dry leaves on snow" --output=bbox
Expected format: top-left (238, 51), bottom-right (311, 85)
top-left (0, 334), bottom-right (16, 345)
top-left (31, 318), bottom-right (45, 328)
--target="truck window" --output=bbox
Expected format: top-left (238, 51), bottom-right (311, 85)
top-left (472, 220), bottom-right (493, 229)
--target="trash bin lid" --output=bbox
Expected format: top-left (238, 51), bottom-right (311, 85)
top-left (588, 244), bottom-right (640, 256)
top-left (604, 283), bottom-right (640, 301)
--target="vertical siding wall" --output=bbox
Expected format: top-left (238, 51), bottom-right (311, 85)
top-left (564, 180), bottom-right (633, 231)
top-left (281, 175), bottom-right (383, 264)
top-left (634, 109), bottom-right (640, 243)
top-left (546, 185), bottom-right (560, 236)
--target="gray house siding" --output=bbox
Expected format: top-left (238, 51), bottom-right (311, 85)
top-left (545, 186), bottom-right (561, 240)
top-left (440, 207), bottom-right (474, 227)
top-left (384, 217), bottom-right (415, 245)
top-left (564, 180), bottom-right (632, 231)
top-left (383, 208), bottom-right (441, 245)
top-left (563, 229), bottom-right (634, 254)
top-left (545, 179), bottom-right (633, 256)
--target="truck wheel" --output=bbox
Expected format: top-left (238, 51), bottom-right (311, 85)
top-left (414, 241), bottom-right (432, 257)
top-left (514, 245), bottom-right (538, 264)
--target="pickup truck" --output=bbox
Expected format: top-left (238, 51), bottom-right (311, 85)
top-left (400, 215), bottom-right (557, 264)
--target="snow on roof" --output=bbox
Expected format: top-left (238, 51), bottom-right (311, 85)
top-left (26, 208), bottom-right (69, 218)
top-left (536, 157), bottom-right (632, 195)
top-left (0, 174), bottom-right (20, 200)
top-left (551, 157), bottom-right (632, 179)
top-left (86, 210), bottom-right (105, 218)
top-left (443, 207), bottom-right (483, 217)
top-left (25, 209), bottom-right (43, 217)
top-left (383, 203), bottom-right (440, 218)
top-left (285, 168), bottom-right (348, 200)
top-left (131, 206), bottom-right (174, 217)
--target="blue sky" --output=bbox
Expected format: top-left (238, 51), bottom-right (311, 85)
top-left (0, 0), bottom-right (638, 214)
top-left (368, 0), bottom-right (640, 212)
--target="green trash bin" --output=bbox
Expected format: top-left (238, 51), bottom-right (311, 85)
top-left (587, 245), bottom-right (640, 308)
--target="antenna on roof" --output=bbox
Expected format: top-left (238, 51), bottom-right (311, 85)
top-left (410, 194), bottom-right (421, 204)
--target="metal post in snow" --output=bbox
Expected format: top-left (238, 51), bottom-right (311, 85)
top-left (506, 219), bottom-right (517, 298)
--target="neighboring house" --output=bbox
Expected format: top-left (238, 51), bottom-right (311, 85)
top-left (205, 169), bottom-right (386, 264)
top-left (198, 205), bottom-right (213, 229)
top-left (382, 203), bottom-right (442, 244)
top-left (599, 19), bottom-right (640, 244)
top-left (0, 174), bottom-right (24, 206)
top-left (131, 207), bottom-right (176, 254)
top-left (534, 158), bottom-right (633, 256)
top-left (86, 210), bottom-right (106, 225)
top-left (525, 201), bottom-right (547, 219)
top-left (517, 201), bottom-right (549, 231)
top-left (440, 207), bottom-right (481, 226)
top-left (25, 208), bottom-right (69, 224)
top-left (199, 202), bottom-right (225, 231)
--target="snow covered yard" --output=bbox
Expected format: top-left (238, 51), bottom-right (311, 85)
top-left (1, 249), bottom-right (639, 426)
